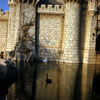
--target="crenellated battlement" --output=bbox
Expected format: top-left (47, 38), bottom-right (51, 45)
top-left (0, 9), bottom-right (9, 20)
top-left (38, 4), bottom-right (65, 15)
top-left (88, 0), bottom-right (97, 12)
top-left (8, 0), bottom-right (16, 6)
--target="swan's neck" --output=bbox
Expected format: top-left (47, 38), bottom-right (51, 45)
top-left (47, 74), bottom-right (48, 79)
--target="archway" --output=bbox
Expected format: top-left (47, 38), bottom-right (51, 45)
top-left (96, 34), bottom-right (100, 53)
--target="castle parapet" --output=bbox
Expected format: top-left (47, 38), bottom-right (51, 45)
top-left (0, 9), bottom-right (9, 21)
top-left (88, 0), bottom-right (97, 12)
top-left (8, 0), bottom-right (16, 6)
top-left (38, 5), bottom-right (64, 15)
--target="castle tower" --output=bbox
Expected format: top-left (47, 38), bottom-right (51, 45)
top-left (60, 0), bottom-right (82, 63)
top-left (83, 0), bottom-right (97, 64)
top-left (6, 0), bottom-right (16, 52)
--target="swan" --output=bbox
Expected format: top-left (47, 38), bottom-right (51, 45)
top-left (46, 74), bottom-right (52, 87)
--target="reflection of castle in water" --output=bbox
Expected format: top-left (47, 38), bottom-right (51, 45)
top-left (2, 63), bottom-right (100, 100)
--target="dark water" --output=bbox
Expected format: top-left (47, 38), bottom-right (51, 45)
top-left (0, 62), bottom-right (100, 100)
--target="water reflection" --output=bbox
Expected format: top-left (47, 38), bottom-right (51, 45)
top-left (0, 62), bottom-right (100, 100)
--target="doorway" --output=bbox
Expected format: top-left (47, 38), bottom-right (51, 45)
top-left (96, 34), bottom-right (100, 53)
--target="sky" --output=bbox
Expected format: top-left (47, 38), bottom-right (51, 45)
top-left (0, 0), bottom-right (9, 11)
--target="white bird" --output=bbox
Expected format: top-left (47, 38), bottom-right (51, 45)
top-left (42, 57), bottom-right (48, 63)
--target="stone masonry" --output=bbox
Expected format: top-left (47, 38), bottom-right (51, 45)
top-left (60, 2), bottom-right (81, 63)
top-left (0, 0), bottom-right (100, 64)
top-left (0, 10), bottom-right (8, 53)
top-left (37, 5), bottom-right (64, 61)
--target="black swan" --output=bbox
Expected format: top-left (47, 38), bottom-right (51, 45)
top-left (46, 74), bottom-right (52, 87)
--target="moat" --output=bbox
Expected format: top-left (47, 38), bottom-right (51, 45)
top-left (0, 62), bottom-right (100, 100)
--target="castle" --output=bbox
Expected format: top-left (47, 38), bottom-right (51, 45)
top-left (0, 0), bottom-right (100, 64)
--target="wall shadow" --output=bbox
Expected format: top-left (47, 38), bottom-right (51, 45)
top-left (96, 34), bottom-right (100, 52)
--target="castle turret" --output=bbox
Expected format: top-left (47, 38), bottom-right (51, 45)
top-left (60, 0), bottom-right (82, 63)
top-left (8, 0), bottom-right (16, 6)
top-left (83, 0), bottom-right (97, 64)
top-left (6, 0), bottom-right (16, 53)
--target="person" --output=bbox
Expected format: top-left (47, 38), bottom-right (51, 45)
top-left (0, 52), bottom-right (4, 59)
top-left (4, 59), bottom-right (13, 65)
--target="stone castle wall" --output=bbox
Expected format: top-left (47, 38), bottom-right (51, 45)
top-left (60, 2), bottom-right (82, 63)
top-left (83, 0), bottom-right (97, 64)
top-left (16, 3), bottom-right (36, 61)
top-left (0, 0), bottom-right (99, 64)
top-left (0, 21), bottom-right (8, 52)
top-left (5, 0), bottom-right (36, 61)
top-left (37, 0), bottom-right (99, 64)
top-left (37, 5), bottom-right (64, 61)
top-left (0, 10), bottom-right (8, 53)
top-left (6, 2), bottom-right (16, 52)
top-left (19, 3), bottom-right (36, 51)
